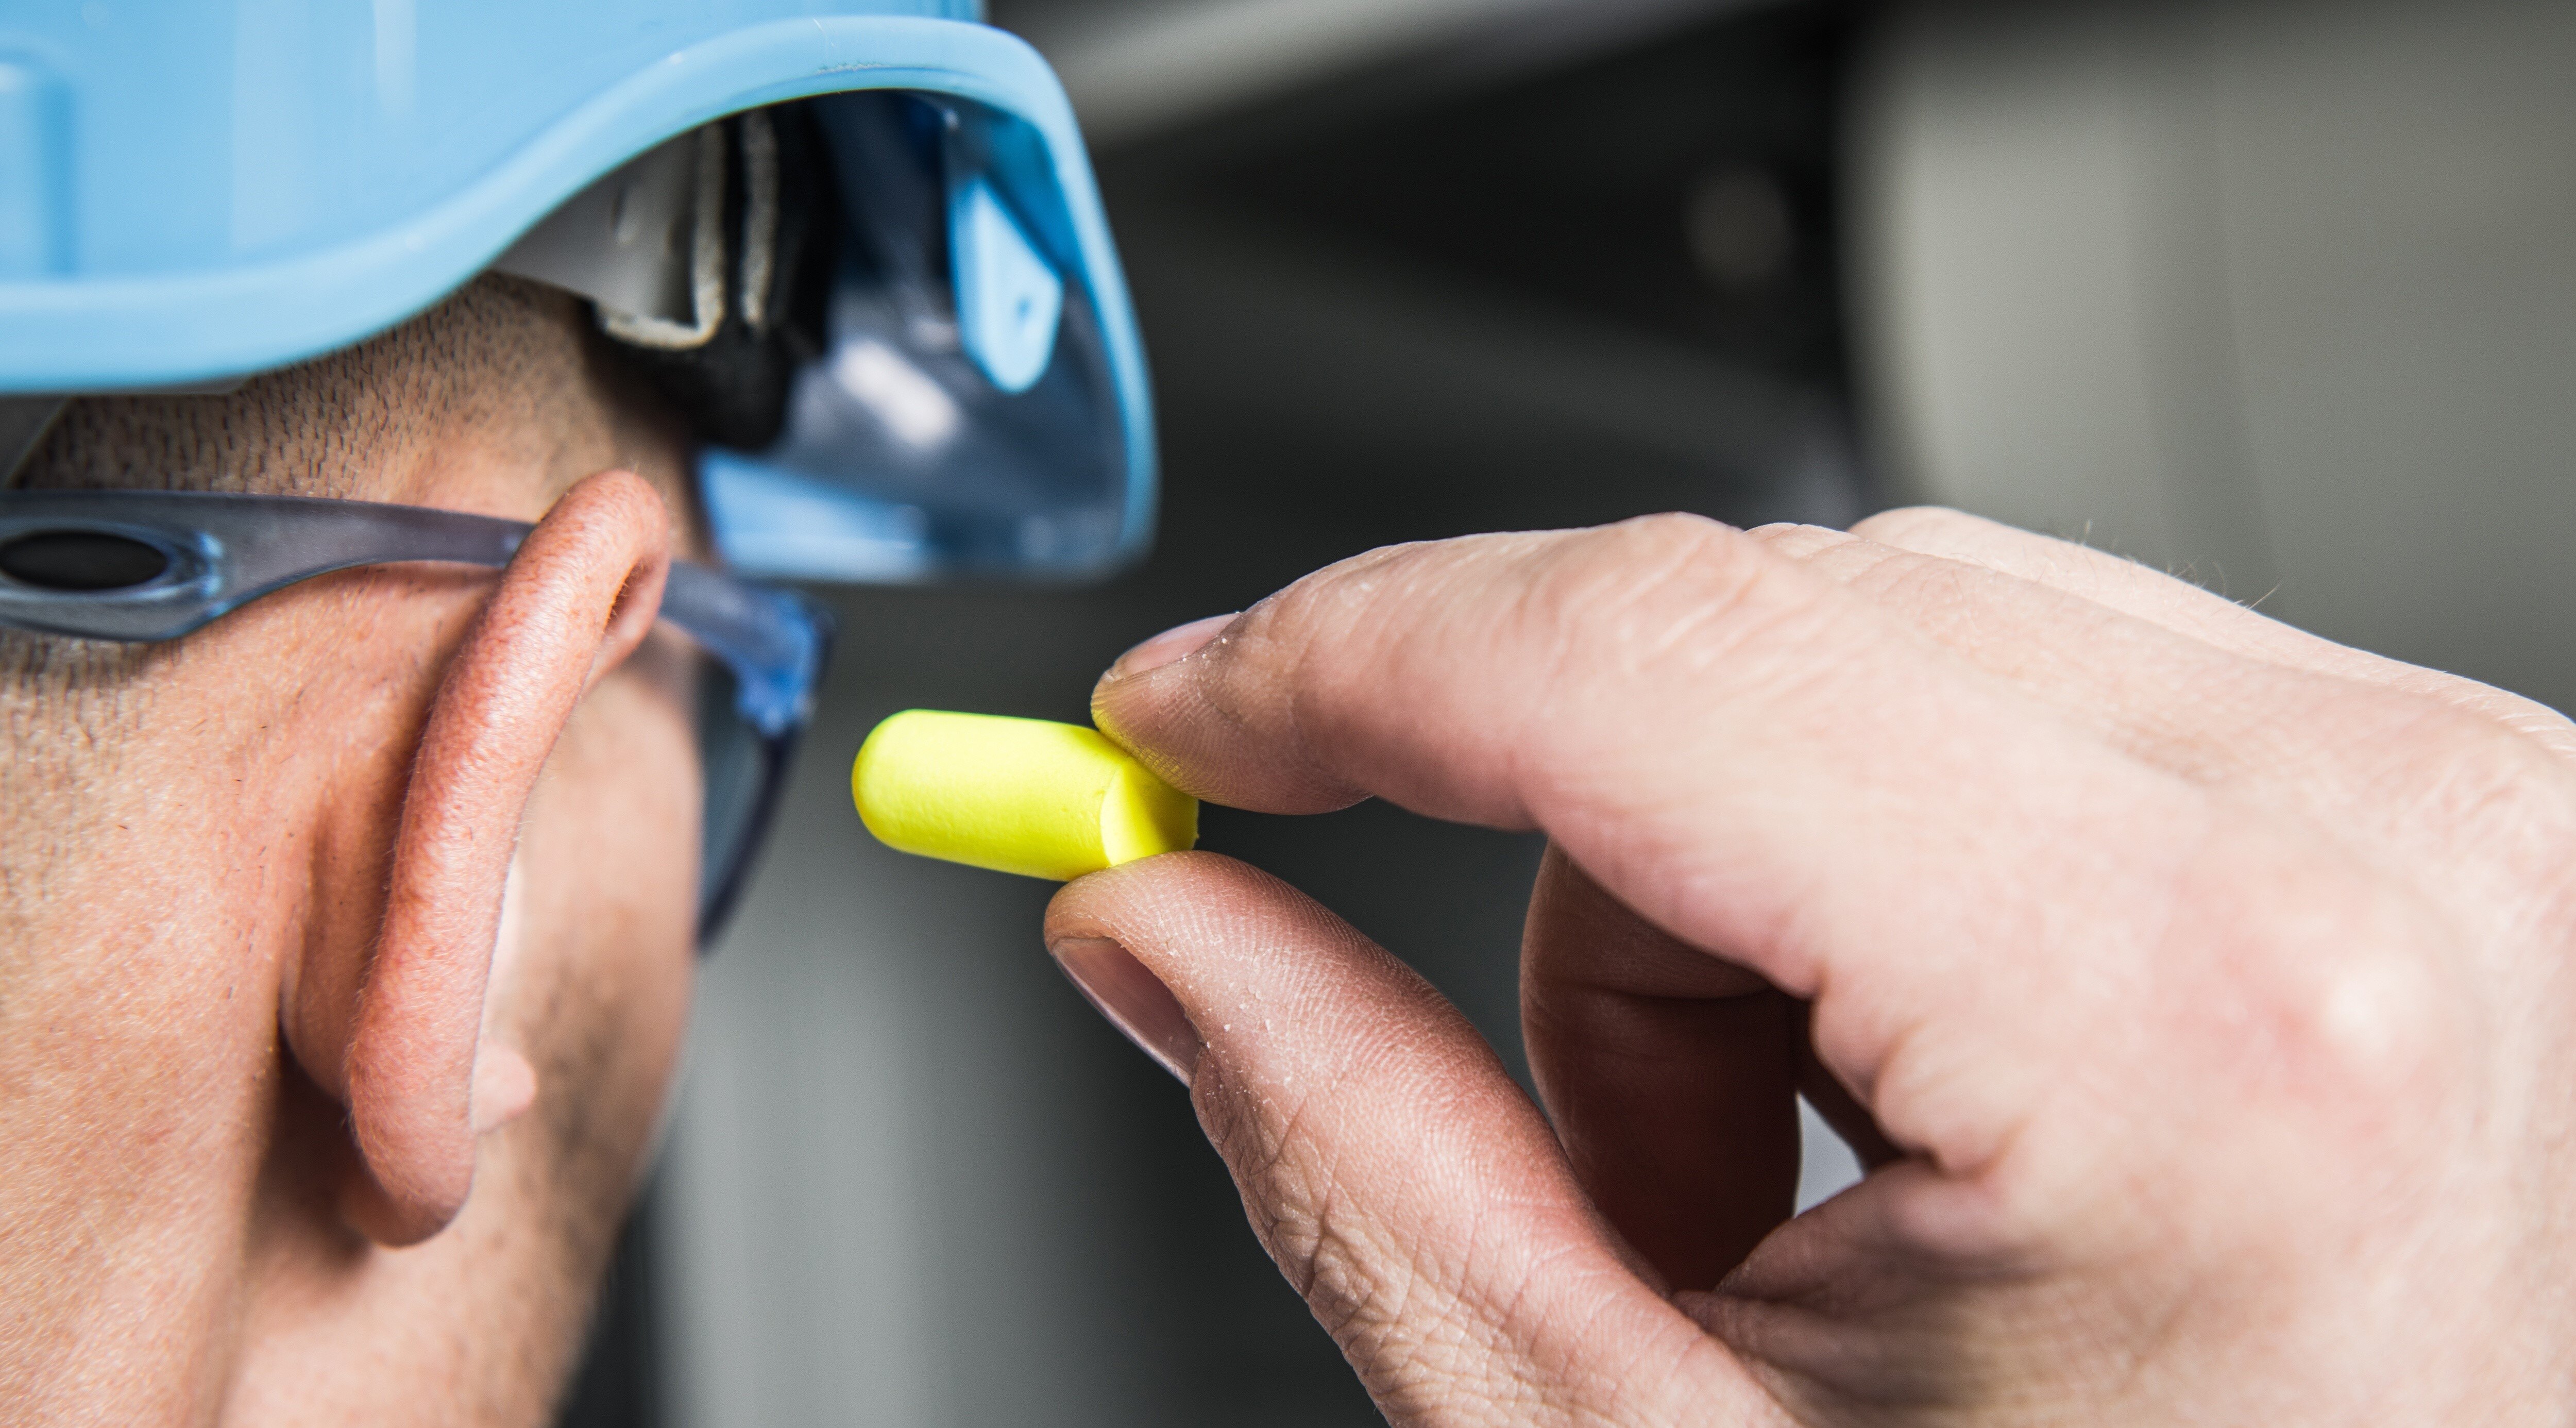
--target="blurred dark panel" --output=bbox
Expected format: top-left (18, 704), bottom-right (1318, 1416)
top-left (1191, 2), bottom-right (1855, 390)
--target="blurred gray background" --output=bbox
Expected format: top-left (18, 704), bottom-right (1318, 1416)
top-left (561, 0), bottom-right (2576, 1423)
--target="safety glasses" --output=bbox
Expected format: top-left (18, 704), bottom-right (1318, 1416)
top-left (0, 489), bottom-right (830, 942)
top-left (659, 87), bottom-right (1155, 586)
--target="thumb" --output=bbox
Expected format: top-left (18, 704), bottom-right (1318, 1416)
top-left (1043, 853), bottom-right (1770, 1427)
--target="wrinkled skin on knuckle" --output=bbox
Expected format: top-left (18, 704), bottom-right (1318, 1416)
top-left (1745, 520), bottom-right (1858, 562)
top-left (1830, 547), bottom-right (1986, 624)
top-left (1192, 1054), bottom-right (1576, 1427)
top-left (1202, 1084), bottom-right (1467, 1418)
top-left (1333, 1253), bottom-right (1550, 1428)
top-left (2263, 698), bottom-right (2576, 1103)
top-left (1518, 515), bottom-right (1773, 678)
top-left (1196, 1062), bottom-right (1402, 1337)
top-left (1513, 516), bottom-right (1854, 788)
top-left (1845, 506), bottom-right (2001, 548)
top-left (2372, 705), bottom-right (2576, 936)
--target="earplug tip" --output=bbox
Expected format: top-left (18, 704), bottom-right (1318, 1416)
top-left (852, 710), bottom-right (1197, 880)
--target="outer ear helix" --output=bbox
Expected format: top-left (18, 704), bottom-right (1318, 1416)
top-left (336, 469), bottom-right (671, 1246)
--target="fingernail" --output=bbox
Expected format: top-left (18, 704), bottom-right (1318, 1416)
top-left (1049, 937), bottom-right (1202, 1082)
top-left (1109, 613), bottom-right (1234, 679)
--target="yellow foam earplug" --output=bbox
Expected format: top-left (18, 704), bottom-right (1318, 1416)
top-left (851, 710), bottom-right (1198, 880)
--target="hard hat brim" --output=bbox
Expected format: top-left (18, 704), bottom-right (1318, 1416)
top-left (0, 15), bottom-right (1155, 582)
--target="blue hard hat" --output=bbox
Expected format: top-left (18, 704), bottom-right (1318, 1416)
top-left (0, 1), bottom-right (1155, 582)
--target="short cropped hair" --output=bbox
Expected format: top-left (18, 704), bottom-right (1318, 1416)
top-left (22, 276), bottom-right (643, 499)
top-left (7, 275), bottom-right (688, 692)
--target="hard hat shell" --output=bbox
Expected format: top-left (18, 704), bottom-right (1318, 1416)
top-left (0, 2), bottom-right (1156, 580)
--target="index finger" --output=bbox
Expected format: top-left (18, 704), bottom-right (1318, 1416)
top-left (1090, 515), bottom-right (2336, 1181)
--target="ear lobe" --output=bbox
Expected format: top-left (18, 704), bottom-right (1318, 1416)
top-left (309, 469), bottom-right (671, 1247)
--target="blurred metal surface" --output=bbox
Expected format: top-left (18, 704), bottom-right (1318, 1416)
top-left (1854, 0), bottom-right (2576, 708)
top-left (998, 0), bottom-right (1776, 145)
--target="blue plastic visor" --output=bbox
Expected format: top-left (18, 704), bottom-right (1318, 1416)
top-left (696, 91), bottom-right (1133, 583)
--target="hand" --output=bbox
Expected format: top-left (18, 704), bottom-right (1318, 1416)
top-left (1042, 509), bottom-right (2576, 1426)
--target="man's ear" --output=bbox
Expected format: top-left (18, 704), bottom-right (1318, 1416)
top-left (285, 469), bottom-right (671, 1247)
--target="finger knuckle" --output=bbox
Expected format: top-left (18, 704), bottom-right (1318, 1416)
top-left (1745, 521), bottom-right (1855, 561)
top-left (2198, 855), bottom-right (2463, 1112)
top-left (1527, 514), bottom-right (1827, 683)
top-left (1514, 514), bottom-right (1727, 629)
top-left (2311, 696), bottom-right (2576, 943)
top-left (2266, 940), bottom-right (2451, 1104)
top-left (2392, 705), bottom-right (2576, 856)
top-left (1832, 545), bottom-right (1992, 621)
top-left (1849, 505), bottom-right (1986, 547)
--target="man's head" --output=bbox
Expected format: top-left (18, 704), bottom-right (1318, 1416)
top-left (1, 277), bottom-right (705, 1423)
top-left (0, 13), bottom-right (1153, 1418)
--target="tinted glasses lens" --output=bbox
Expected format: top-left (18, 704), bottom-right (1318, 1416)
top-left (697, 91), bottom-right (1137, 583)
top-left (696, 657), bottom-right (783, 938)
